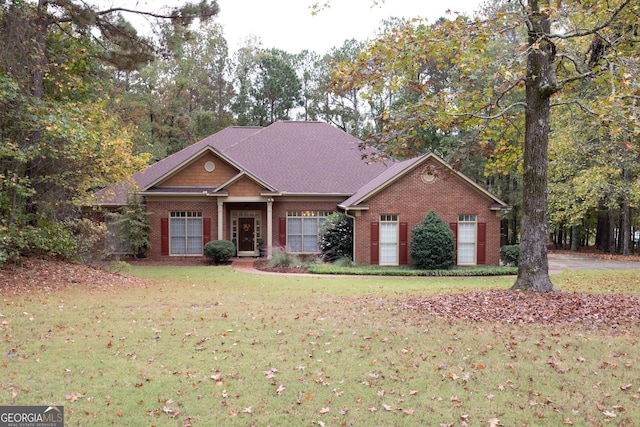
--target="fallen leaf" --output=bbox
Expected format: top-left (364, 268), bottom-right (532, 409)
top-left (319, 407), bottom-right (330, 414)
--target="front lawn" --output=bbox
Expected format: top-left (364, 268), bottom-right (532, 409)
top-left (1, 262), bottom-right (639, 426)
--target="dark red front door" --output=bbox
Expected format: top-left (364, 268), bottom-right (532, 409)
top-left (238, 218), bottom-right (255, 252)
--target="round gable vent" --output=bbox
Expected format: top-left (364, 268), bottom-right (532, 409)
top-left (422, 171), bottom-right (436, 183)
top-left (204, 161), bottom-right (215, 172)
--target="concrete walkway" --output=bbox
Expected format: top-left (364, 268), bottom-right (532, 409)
top-left (548, 252), bottom-right (640, 273)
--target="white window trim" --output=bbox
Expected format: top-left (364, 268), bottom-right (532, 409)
top-left (458, 214), bottom-right (477, 265)
top-left (169, 211), bottom-right (203, 256)
top-left (286, 211), bottom-right (331, 254)
top-left (379, 214), bottom-right (399, 266)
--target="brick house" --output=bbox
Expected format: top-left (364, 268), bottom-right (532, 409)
top-left (94, 121), bottom-right (508, 265)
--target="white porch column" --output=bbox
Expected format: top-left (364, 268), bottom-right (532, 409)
top-left (217, 198), bottom-right (224, 240)
top-left (266, 198), bottom-right (274, 259)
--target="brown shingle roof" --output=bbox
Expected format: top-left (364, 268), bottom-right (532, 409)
top-left (92, 122), bottom-right (390, 205)
top-left (212, 121), bottom-right (390, 194)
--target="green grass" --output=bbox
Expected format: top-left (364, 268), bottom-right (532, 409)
top-left (2, 266), bottom-right (640, 426)
top-left (307, 263), bottom-right (518, 276)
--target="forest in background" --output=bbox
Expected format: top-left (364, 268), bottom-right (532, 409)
top-left (1, 0), bottom-right (638, 271)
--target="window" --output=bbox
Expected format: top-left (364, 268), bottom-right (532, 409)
top-left (170, 211), bottom-right (203, 255)
top-left (458, 214), bottom-right (477, 265)
top-left (286, 211), bottom-right (331, 253)
top-left (380, 214), bottom-right (399, 265)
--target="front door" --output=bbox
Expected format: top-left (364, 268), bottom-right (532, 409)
top-left (238, 218), bottom-right (255, 252)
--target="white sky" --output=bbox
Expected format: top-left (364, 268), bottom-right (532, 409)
top-left (106, 0), bottom-right (482, 55)
top-left (215, 0), bottom-right (482, 54)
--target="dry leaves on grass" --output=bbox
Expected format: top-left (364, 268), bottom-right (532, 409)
top-left (400, 290), bottom-right (640, 327)
top-left (0, 259), bottom-right (151, 295)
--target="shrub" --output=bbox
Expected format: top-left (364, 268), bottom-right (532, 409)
top-left (319, 212), bottom-right (353, 262)
top-left (267, 249), bottom-right (302, 268)
top-left (106, 193), bottom-right (151, 258)
top-left (204, 240), bottom-right (236, 264)
top-left (106, 260), bottom-right (132, 274)
top-left (501, 244), bottom-right (520, 266)
top-left (410, 211), bottom-right (456, 270)
top-left (68, 218), bottom-right (108, 263)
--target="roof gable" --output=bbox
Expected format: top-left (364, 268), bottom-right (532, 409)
top-left (154, 149), bottom-right (239, 189)
top-left (339, 153), bottom-right (509, 210)
top-left (211, 121), bottom-right (391, 194)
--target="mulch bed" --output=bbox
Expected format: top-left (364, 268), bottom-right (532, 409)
top-left (252, 259), bottom-right (308, 274)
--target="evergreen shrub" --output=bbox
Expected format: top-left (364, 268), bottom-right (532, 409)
top-left (410, 211), bottom-right (456, 270)
top-left (500, 244), bottom-right (519, 266)
top-left (319, 212), bottom-right (353, 262)
top-left (204, 240), bottom-right (236, 264)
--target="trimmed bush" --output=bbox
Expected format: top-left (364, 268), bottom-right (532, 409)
top-left (410, 211), bottom-right (456, 270)
top-left (204, 240), bottom-right (236, 264)
top-left (500, 244), bottom-right (520, 266)
top-left (319, 212), bottom-right (353, 262)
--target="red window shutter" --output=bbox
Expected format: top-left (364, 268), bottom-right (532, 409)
top-left (477, 222), bottom-right (487, 265)
top-left (370, 222), bottom-right (379, 265)
top-left (279, 217), bottom-right (287, 247)
top-left (203, 218), bottom-right (211, 246)
top-left (449, 222), bottom-right (458, 265)
top-left (161, 218), bottom-right (169, 256)
top-left (399, 222), bottom-right (408, 265)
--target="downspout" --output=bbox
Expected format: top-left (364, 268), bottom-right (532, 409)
top-left (344, 209), bottom-right (357, 262)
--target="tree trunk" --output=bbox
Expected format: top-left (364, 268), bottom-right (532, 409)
top-left (570, 225), bottom-right (580, 252)
top-left (512, 0), bottom-right (556, 292)
top-left (608, 209), bottom-right (616, 255)
top-left (596, 210), bottom-right (607, 250)
top-left (510, 206), bottom-right (518, 245)
top-left (622, 202), bottom-right (630, 256)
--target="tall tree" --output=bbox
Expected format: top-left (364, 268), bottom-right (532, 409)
top-left (251, 49), bottom-right (302, 125)
top-left (330, 0), bottom-right (638, 292)
top-left (116, 20), bottom-right (234, 157)
top-left (323, 39), bottom-right (370, 138)
top-left (0, 0), bottom-right (219, 261)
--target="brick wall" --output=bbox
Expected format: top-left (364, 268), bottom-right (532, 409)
top-left (352, 159), bottom-right (502, 266)
top-left (146, 198), bottom-right (216, 259)
top-left (144, 198), bottom-right (342, 259)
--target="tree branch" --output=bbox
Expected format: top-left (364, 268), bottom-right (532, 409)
top-left (451, 101), bottom-right (527, 120)
top-left (550, 100), bottom-right (598, 116)
top-left (548, 0), bottom-right (633, 40)
top-left (556, 70), bottom-right (596, 90)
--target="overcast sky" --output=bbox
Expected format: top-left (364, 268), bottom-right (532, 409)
top-left (216, 0), bottom-right (482, 54)
top-left (107, 0), bottom-right (481, 55)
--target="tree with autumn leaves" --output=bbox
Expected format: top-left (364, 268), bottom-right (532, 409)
top-left (0, 0), bottom-right (219, 264)
top-left (329, 0), bottom-right (639, 292)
